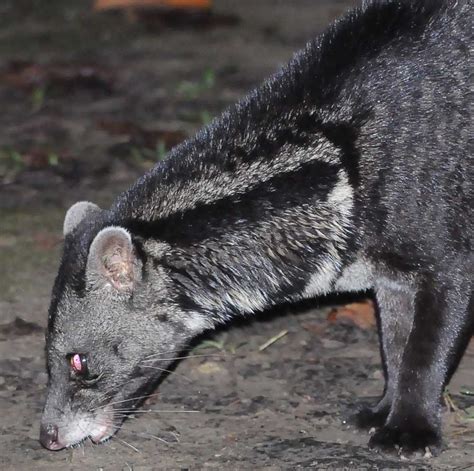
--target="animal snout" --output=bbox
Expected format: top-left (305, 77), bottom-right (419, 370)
top-left (39, 423), bottom-right (63, 450)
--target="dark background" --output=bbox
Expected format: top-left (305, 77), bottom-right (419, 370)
top-left (1, 1), bottom-right (473, 468)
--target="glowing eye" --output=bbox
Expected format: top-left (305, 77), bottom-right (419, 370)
top-left (70, 354), bottom-right (86, 374)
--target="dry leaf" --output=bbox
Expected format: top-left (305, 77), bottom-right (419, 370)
top-left (97, 119), bottom-right (186, 149)
top-left (327, 299), bottom-right (376, 330)
top-left (94, 0), bottom-right (211, 10)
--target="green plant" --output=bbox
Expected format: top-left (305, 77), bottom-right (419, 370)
top-left (0, 148), bottom-right (24, 170)
top-left (47, 152), bottom-right (59, 166)
top-left (31, 86), bottom-right (46, 112)
top-left (177, 68), bottom-right (216, 99)
top-left (200, 110), bottom-right (213, 125)
top-left (130, 141), bottom-right (168, 166)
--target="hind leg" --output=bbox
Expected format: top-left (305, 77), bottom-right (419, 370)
top-left (369, 273), bottom-right (473, 454)
top-left (353, 276), bottom-right (415, 429)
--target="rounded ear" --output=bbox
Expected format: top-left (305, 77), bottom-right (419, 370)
top-left (63, 201), bottom-right (101, 236)
top-left (87, 226), bottom-right (138, 292)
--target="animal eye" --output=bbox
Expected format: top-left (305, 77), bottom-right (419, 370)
top-left (69, 353), bottom-right (87, 376)
top-left (67, 353), bottom-right (102, 387)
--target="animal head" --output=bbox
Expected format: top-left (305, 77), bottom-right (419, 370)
top-left (40, 202), bottom-right (208, 450)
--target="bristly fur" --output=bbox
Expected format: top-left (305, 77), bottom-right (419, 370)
top-left (42, 0), bottom-right (472, 456)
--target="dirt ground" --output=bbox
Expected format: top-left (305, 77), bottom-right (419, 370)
top-left (1, 0), bottom-right (473, 469)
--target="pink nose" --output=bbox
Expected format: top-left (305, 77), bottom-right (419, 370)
top-left (40, 423), bottom-right (64, 450)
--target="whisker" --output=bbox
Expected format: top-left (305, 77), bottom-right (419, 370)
top-left (90, 392), bottom-right (162, 411)
top-left (86, 352), bottom-right (225, 413)
top-left (115, 437), bottom-right (141, 453)
top-left (139, 365), bottom-right (193, 382)
top-left (89, 377), bottom-right (141, 407)
top-left (137, 432), bottom-right (172, 445)
top-left (113, 408), bottom-right (200, 415)
top-left (118, 426), bottom-right (175, 445)
top-left (142, 348), bottom-right (192, 361)
top-left (142, 353), bottom-right (226, 363)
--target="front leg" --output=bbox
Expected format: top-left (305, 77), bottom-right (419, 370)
top-left (353, 276), bottom-right (415, 429)
top-left (369, 273), bottom-right (474, 455)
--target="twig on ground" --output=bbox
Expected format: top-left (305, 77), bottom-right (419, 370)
top-left (258, 329), bottom-right (288, 352)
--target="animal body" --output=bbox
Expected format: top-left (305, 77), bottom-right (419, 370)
top-left (40, 0), bottom-right (472, 456)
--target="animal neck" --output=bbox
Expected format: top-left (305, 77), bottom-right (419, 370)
top-left (154, 166), bottom-right (355, 325)
top-left (113, 104), bottom-right (358, 325)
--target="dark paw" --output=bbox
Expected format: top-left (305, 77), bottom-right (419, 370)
top-left (350, 405), bottom-right (389, 430)
top-left (368, 423), bottom-right (442, 456)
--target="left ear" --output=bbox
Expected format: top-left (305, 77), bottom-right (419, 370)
top-left (86, 226), bottom-right (139, 292)
top-left (63, 201), bottom-right (101, 236)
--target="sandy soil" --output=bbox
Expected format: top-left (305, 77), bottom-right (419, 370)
top-left (1, 0), bottom-right (473, 469)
